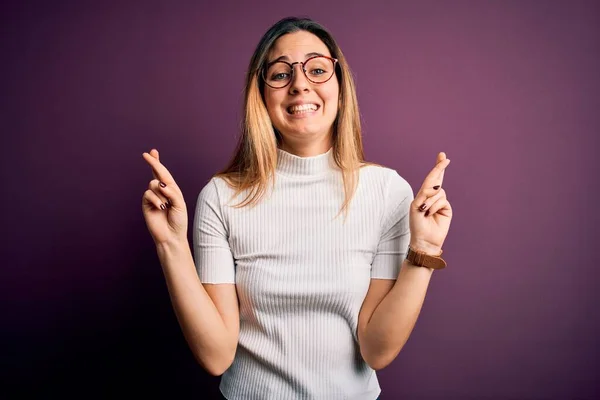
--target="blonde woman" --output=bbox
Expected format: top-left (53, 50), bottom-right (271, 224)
top-left (142, 16), bottom-right (452, 400)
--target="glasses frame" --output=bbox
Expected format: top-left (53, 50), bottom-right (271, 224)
top-left (262, 55), bottom-right (339, 89)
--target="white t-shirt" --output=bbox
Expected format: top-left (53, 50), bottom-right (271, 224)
top-left (193, 147), bottom-right (413, 400)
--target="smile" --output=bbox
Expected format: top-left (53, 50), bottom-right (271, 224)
top-left (286, 104), bottom-right (320, 115)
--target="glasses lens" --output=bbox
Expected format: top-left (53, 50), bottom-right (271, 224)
top-left (304, 57), bottom-right (335, 83)
top-left (263, 57), bottom-right (336, 88)
top-left (265, 62), bottom-right (292, 88)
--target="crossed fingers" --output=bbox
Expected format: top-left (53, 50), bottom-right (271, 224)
top-left (414, 152), bottom-right (451, 217)
top-left (142, 150), bottom-right (179, 209)
top-left (142, 150), bottom-right (175, 184)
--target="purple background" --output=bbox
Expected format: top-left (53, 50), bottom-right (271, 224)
top-left (2, 0), bottom-right (599, 398)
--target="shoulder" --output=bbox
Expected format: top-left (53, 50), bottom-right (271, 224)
top-left (359, 163), bottom-right (413, 198)
top-left (197, 175), bottom-right (253, 214)
top-left (197, 176), bottom-right (236, 201)
top-left (196, 177), bottom-right (229, 211)
top-left (197, 177), bottom-right (218, 201)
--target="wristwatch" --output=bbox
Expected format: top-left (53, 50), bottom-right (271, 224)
top-left (405, 245), bottom-right (447, 270)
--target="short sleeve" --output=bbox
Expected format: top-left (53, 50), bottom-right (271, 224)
top-left (192, 178), bottom-right (236, 283)
top-left (370, 170), bottom-right (414, 279)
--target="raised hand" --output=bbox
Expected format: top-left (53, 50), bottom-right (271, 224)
top-left (409, 152), bottom-right (453, 255)
top-left (141, 149), bottom-right (188, 246)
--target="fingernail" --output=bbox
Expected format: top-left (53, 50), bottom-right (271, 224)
top-left (425, 210), bottom-right (430, 217)
top-left (433, 185), bottom-right (440, 190)
top-left (159, 182), bottom-right (166, 188)
top-left (160, 204), bottom-right (165, 210)
top-left (419, 203), bottom-right (427, 211)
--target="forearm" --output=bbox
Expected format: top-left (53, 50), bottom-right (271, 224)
top-left (156, 240), bottom-right (235, 375)
top-left (362, 259), bottom-right (434, 369)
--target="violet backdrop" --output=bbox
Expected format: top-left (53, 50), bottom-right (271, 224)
top-left (2, 0), bottom-right (599, 398)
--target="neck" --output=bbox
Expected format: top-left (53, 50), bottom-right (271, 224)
top-left (275, 145), bottom-right (336, 178)
top-left (278, 136), bottom-right (333, 157)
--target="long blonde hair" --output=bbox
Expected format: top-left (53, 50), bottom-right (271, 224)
top-left (215, 17), bottom-right (375, 219)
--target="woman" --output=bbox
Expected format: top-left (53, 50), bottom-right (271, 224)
top-left (142, 17), bottom-right (452, 400)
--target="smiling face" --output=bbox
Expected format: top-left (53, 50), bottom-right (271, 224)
top-left (263, 30), bottom-right (340, 150)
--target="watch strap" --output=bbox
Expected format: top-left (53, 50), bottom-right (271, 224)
top-left (406, 246), bottom-right (447, 270)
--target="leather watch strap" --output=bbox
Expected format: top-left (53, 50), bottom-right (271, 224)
top-left (406, 246), bottom-right (447, 270)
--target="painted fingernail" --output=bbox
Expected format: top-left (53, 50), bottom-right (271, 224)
top-left (433, 185), bottom-right (440, 190)
top-left (419, 203), bottom-right (427, 211)
top-left (159, 182), bottom-right (166, 188)
top-left (425, 210), bottom-right (430, 216)
top-left (160, 204), bottom-right (165, 210)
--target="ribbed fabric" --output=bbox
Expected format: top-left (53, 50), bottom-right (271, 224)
top-left (192, 147), bottom-right (414, 400)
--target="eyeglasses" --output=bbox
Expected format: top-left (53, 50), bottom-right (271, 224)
top-left (262, 55), bottom-right (339, 89)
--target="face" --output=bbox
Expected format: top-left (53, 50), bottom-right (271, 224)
top-left (263, 31), bottom-right (340, 147)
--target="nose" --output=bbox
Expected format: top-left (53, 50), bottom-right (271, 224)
top-left (288, 62), bottom-right (310, 94)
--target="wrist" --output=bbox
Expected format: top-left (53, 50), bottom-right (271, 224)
top-left (156, 237), bottom-right (190, 256)
top-left (409, 241), bottom-right (442, 256)
top-left (406, 242), bottom-right (447, 270)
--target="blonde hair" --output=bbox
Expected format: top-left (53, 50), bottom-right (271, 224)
top-left (215, 17), bottom-right (377, 219)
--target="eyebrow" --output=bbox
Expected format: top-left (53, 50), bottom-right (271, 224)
top-left (269, 52), bottom-right (326, 63)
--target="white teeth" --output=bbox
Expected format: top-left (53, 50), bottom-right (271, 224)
top-left (288, 104), bottom-right (318, 114)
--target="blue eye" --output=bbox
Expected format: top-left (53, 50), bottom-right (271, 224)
top-left (272, 73), bottom-right (290, 81)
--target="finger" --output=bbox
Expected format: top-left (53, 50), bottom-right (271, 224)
top-left (413, 185), bottom-right (444, 208)
top-left (425, 197), bottom-right (453, 218)
top-left (438, 152), bottom-right (447, 183)
top-left (436, 152), bottom-right (445, 180)
top-left (437, 152), bottom-right (446, 164)
top-left (414, 187), bottom-right (446, 212)
top-left (145, 149), bottom-right (160, 180)
top-left (143, 189), bottom-right (170, 211)
top-left (142, 150), bottom-right (175, 184)
top-left (414, 188), bottom-right (446, 212)
top-left (153, 179), bottom-right (182, 208)
top-left (420, 155), bottom-right (450, 191)
top-left (148, 179), bottom-right (170, 204)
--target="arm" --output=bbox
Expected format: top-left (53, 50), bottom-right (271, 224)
top-left (357, 257), bottom-right (435, 370)
top-left (358, 154), bottom-right (452, 370)
top-left (157, 239), bottom-right (239, 376)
